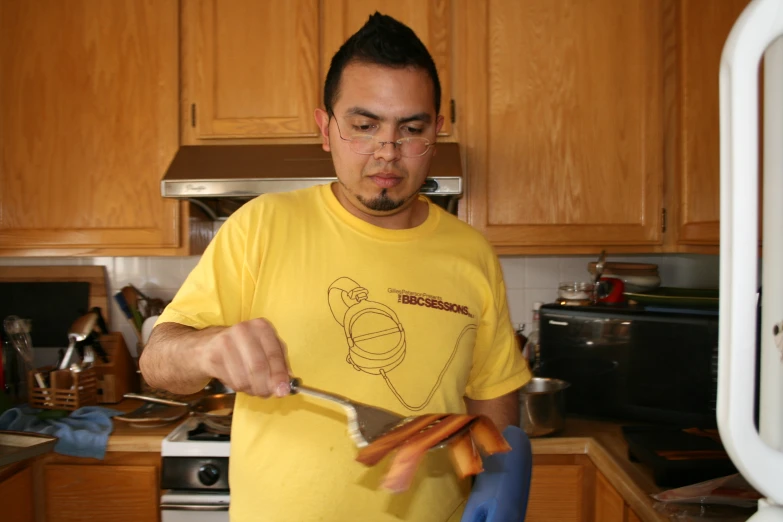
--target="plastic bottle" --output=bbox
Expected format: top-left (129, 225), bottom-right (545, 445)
top-left (523, 302), bottom-right (542, 373)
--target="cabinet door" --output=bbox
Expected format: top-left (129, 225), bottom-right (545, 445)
top-left (526, 464), bottom-right (584, 522)
top-left (595, 471), bottom-right (625, 522)
top-left (322, 0), bottom-right (453, 136)
top-left (626, 506), bottom-right (643, 522)
top-left (459, 0), bottom-right (663, 253)
top-left (675, 0), bottom-right (750, 246)
top-left (0, 0), bottom-right (181, 254)
top-left (0, 466), bottom-right (34, 522)
top-left (44, 464), bottom-right (158, 522)
top-left (182, 0), bottom-right (320, 141)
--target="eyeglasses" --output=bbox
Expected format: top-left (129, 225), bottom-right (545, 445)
top-left (332, 118), bottom-right (433, 158)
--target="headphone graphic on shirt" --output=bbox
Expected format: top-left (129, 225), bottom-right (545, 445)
top-left (328, 277), bottom-right (476, 411)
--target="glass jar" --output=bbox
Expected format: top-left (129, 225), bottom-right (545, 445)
top-left (556, 281), bottom-right (594, 306)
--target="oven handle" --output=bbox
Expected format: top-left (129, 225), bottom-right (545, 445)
top-left (160, 504), bottom-right (229, 512)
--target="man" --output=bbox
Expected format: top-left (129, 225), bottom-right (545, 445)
top-left (141, 12), bottom-right (530, 522)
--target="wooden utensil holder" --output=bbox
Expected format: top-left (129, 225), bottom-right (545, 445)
top-left (28, 366), bottom-right (98, 411)
top-left (92, 332), bottom-right (139, 403)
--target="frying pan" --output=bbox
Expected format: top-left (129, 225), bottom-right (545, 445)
top-left (124, 393), bottom-right (235, 433)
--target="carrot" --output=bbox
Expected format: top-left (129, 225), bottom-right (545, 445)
top-left (448, 431), bottom-right (484, 478)
top-left (382, 415), bottom-right (479, 493)
top-left (356, 414), bottom-right (447, 466)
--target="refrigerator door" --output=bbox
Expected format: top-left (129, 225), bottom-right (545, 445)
top-left (720, 0), bottom-right (783, 512)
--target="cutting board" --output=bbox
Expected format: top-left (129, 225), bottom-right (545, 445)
top-left (0, 265), bottom-right (109, 346)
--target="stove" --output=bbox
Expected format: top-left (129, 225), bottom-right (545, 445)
top-left (160, 417), bottom-right (231, 522)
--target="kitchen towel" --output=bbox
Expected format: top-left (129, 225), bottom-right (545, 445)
top-left (0, 405), bottom-right (122, 459)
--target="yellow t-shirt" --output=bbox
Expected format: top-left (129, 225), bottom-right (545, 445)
top-left (157, 184), bottom-right (531, 522)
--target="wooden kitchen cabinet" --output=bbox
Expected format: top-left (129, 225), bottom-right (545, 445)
top-left (0, 0), bottom-right (185, 256)
top-left (0, 464), bottom-right (35, 522)
top-left (457, 0), bottom-right (665, 254)
top-left (42, 452), bottom-right (160, 522)
top-left (595, 470), bottom-right (626, 521)
top-left (626, 507), bottom-right (644, 522)
top-left (527, 455), bottom-right (649, 522)
top-left (670, 0), bottom-right (750, 249)
top-left (526, 455), bottom-right (594, 522)
top-left (181, 0), bottom-right (453, 143)
top-left (181, 0), bottom-right (321, 142)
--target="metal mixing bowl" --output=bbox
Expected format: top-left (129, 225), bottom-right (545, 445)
top-left (519, 377), bottom-right (571, 437)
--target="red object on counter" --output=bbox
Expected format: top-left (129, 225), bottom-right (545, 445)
top-left (597, 277), bottom-right (625, 304)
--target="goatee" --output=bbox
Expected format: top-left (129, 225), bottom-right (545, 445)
top-left (356, 189), bottom-right (406, 211)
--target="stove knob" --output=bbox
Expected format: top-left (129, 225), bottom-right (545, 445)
top-left (198, 463), bottom-right (221, 486)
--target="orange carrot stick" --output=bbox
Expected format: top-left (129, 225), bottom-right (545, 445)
top-left (469, 415), bottom-right (512, 455)
top-left (448, 431), bottom-right (484, 478)
top-left (382, 415), bottom-right (479, 493)
top-left (356, 414), bottom-right (447, 466)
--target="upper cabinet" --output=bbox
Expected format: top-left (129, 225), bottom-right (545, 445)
top-left (0, 0), bottom-right (751, 257)
top-left (322, 0), bottom-right (453, 136)
top-left (181, 0), bottom-right (321, 142)
top-left (0, 0), bottom-right (184, 255)
top-left (181, 0), bottom-right (453, 144)
top-left (458, 0), bottom-right (664, 254)
top-left (672, 0), bottom-right (750, 248)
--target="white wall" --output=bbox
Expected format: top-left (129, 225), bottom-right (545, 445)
top-left (0, 253), bottom-right (719, 355)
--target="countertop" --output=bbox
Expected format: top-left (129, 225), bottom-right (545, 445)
top-left (104, 400), bottom-right (668, 520)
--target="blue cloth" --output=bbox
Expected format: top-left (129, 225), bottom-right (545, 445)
top-left (462, 425), bottom-right (534, 522)
top-left (0, 405), bottom-right (122, 460)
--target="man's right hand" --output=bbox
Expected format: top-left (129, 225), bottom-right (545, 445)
top-left (198, 318), bottom-right (292, 398)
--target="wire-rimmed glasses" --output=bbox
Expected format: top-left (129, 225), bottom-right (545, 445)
top-left (332, 118), bottom-right (433, 158)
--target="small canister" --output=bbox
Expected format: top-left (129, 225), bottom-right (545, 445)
top-left (556, 281), bottom-right (594, 306)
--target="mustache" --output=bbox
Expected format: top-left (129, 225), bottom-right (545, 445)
top-left (362, 162), bottom-right (407, 178)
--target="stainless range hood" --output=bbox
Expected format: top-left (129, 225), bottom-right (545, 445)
top-left (161, 143), bottom-right (463, 219)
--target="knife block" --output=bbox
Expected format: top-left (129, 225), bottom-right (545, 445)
top-left (92, 332), bottom-right (139, 403)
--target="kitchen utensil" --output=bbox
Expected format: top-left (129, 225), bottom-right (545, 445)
top-left (3, 316), bottom-right (46, 390)
top-left (113, 402), bottom-right (188, 428)
top-left (289, 378), bottom-right (471, 450)
top-left (289, 378), bottom-right (405, 448)
top-left (113, 292), bottom-right (141, 342)
top-left (59, 311), bottom-right (99, 370)
top-left (121, 286), bottom-right (144, 330)
top-left (90, 306), bottom-right (109, 334)
top-left (591, 250), bottom-right (607, 303)
top-left (592, 250), bottom-right (607, 284)
top-left (123, 393), bottom-right (236, 433)
top-left (518, 377), bottom-right (570, 437)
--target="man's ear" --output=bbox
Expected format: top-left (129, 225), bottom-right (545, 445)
top-left (314, 108), bottom-right (331, 152)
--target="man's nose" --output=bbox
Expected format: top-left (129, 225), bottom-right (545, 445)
top-left (373, 140), bottom-right (400, 161)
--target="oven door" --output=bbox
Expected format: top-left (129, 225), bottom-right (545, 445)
top-left (161, 491), bottom-right (229, 522)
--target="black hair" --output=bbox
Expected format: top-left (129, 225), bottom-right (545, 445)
top-left (323, 12), bottom-right (441, 117)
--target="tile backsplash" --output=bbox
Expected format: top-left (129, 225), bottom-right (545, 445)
top-left (0, 253), bottom-right (719, 355)
top-left (500, 254), bottom-right (719, 333)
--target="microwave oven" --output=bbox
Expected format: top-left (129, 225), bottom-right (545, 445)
top-left (535, 304), bottom-right (720, 427)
